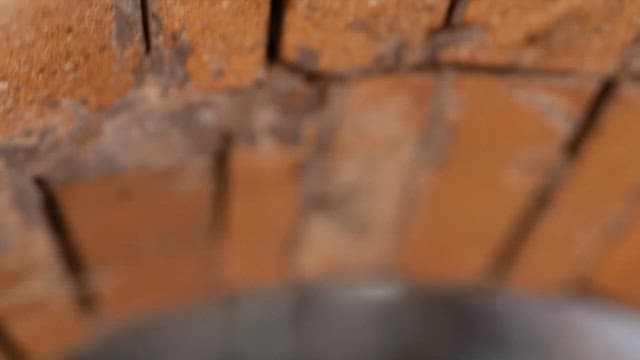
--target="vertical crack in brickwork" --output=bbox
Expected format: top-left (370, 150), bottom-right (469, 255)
top-left (34, 178), bottom-right (97, 313)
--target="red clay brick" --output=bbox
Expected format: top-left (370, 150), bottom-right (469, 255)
top-left (295, 75), bottom-right (436, 279)
top-left (281, 0), bottom-right (449, 74)
top-left (223, 145), bottom-right (303, 290)
top-left (151, 0), bottom-right (269, 90)
top-left (54, 160), bottom-right (217, 318)
top-left (0, 164), bottom-right (53, 276)
top-left (222, 70), bottom-right (321, 290)
top-left (92, 247), bottom-right (215, 320)
top-left (588, 211), bottom-right (640, 306)
top-left (33, 94), bottom-right (225, 319)
top-left (0, 163), bottom-right (57, 293)
top-left (440, 0), bottom-right (640, 74)
top-left (2, 286), bottom-right (89, 360)
top-left (590, 212), bottom-right (640, 308)
top-left (55, 162), bottom-right (215, 269)
top-left (398, 73), bottom-right (596, 286)
top-left (0, 162), bottom-right (88, 359)
top-left (508, 82), bottom-right (640, 293)
top-left (0, 0), bottom-right (143, 144)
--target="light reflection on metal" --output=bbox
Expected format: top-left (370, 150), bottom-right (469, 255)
top-left (70, 280), bottom-right (640, 360)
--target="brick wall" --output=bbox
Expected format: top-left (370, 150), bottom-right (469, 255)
top-left (2, 0), bottom-right (640, 358)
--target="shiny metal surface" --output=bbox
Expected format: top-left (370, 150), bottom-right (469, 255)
top-left (70, 281), bottom-right (640, 360)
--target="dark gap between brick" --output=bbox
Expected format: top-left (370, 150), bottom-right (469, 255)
top-left (564, 79), bottom-right (618, 158)
top-left (140, 0), bottom-right (152, 55)
top-left (443, 0), bottom-right (468, 28)
top-left (267, 0), bottom-right (286, 62)
top-left (34, 177), bottom-right (97, 313)
top-left (490, 78), bottom-right (619, 280)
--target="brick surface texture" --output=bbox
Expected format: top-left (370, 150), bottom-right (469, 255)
top-left (399, 73), bottom-right (596, 285)
top-left (222, 74), bottom-right (320, 290)
top-left (295, 75), bottom-right (435, 278)
top-left (151, 0), bottom-right (269, 90)
top-left (0, 0), bottom-right (142, 144)
top-left (507, 83), bottom-right (640, 293)
top-left (0, 162), bottom-right (88, 358)
top-left (4, 0), bottom-right (640, 358)
top-left (441, 0), bottom-right (640, 74)
top-left (281, 0), bottom-right (448, 73)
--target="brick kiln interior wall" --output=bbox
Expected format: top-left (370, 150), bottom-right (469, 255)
top-left (2, 1), bottom-right (640, 358)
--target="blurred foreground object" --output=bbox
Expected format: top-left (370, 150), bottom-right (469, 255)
top-left (70, 281), bottom-right (640, 360)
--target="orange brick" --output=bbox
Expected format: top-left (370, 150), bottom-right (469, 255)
top-left (508, 83), bottom-right (640, 292)
top-left (590, 210), bottom-right (640, 307)
top-left (222, 70), bottom-right (320, 290)
top-left (223, 146), bottom-right (302, 290)
top-left (55, 162), bottom-right (215, 269)
top-left (295, 75), bottom-right (436, 279)
top-left (0, 163), bottom-right (58, 293)
top-left (399, 72), bottom-right (596, 286)
top-left (151, 0), bottom-right (269, 90)
top-left (2, 285), bottom-right (89, 360)
top-left (281, 0), bottom-right (449, 74)
top-left (34, 95), bottom-right (226, 319)
top-left (92, 247), bottom-right (215, 320)
top-left (0, 164), bottom-right (55, 278)
top-left (0, 0), bottom-right (143, 143)
top-left (32, 91), bottom-right (231, 320)
top-left (53, 161), bottom-right (217, 317)
top-left (0, 162), bottom-right (88, 359)
top-left (439, 0), bottom-right (640, 74)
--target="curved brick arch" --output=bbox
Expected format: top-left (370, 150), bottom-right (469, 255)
top-left (2, 1), bottom-right (640, 358)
